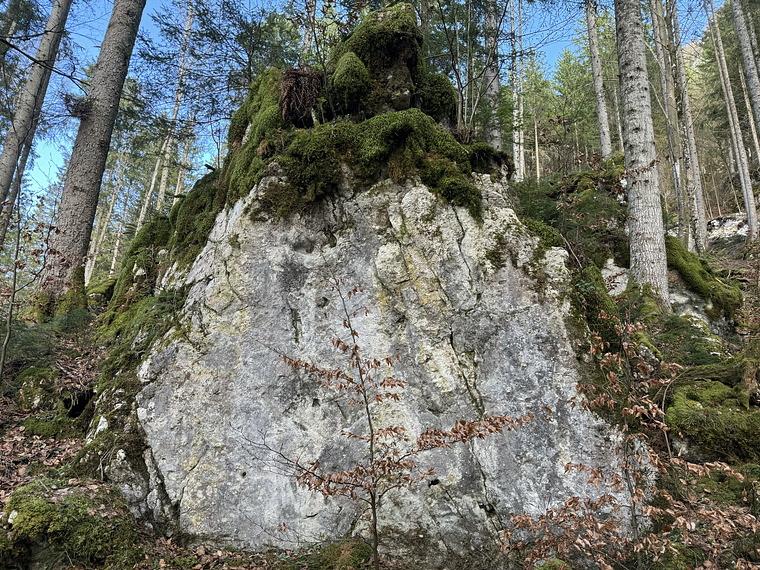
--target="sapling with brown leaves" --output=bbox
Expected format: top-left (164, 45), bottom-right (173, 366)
top-left (270, 278), bottom-right (533, 570)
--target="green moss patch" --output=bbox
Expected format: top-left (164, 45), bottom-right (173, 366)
top-left (573, 265), bottom-right (620, 347)
top-left (0, 479), bottom-right (141, 568)
top-left (246, 108), bottom-right (483, 221)
top-left (665, 381), bottom-right (760, 462)
top-left (332, 51), bottom-right (370, 113)
top-left (665, 235), bottom-right (743, 321)
top-left (419, 72), bottom-right (457, 123)
top-left (654, 314), bottom-right (725, 367)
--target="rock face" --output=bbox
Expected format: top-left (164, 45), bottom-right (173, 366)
top-left (100, 169), bottom-right (626, 564)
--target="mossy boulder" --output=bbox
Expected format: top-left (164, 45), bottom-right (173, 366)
top-left (332, 51), bottom-right (370, 113)
top-left (329, 3), bottom-right (423, 115)
top-left (665, 380), bottom-right (760, 462)
top-left (0, 479), bottom-right (141, 568)
top-left (665, 235), bottom-right (742, 321)
top-left (419, 72), bottom-right (457, 124)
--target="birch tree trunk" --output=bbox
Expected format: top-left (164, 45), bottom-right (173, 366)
top-left (706, 0), bottom-right (758, 240)
top-left (731, 0), bottom-right (760, 143)
top-left (0, 0), bottom-right (72, 204)
top-left (614, 0), bottom-right (669, 306)
top-left (585, 0), bottom-right (613, 158)
top-left (40, 0), bottom-right (148, 308)
top-left (668, 0), bottom-right (707, 250)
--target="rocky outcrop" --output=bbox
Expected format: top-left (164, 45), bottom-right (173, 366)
top-left (88, 167), bottom-right (628, 565)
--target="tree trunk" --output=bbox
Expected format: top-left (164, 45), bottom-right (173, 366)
top-left (40, 0), bottom-right (148, 308)
top-left (135, 137), bottom-right (169, 234)
top-left (731, 0), bottom-right (760, 144)
top-left (615, 0), bottom-right (670, 306)
top-left (706, 0), bottom-right (758, 240)
top-left (172, 119), bottom-right (194, 207)
top-left (651, 0), bottom-right (688, 246)
top-left (517, 0), bottom-right (525, 175)
top-left (510, 0), bottom-right (523, 180)
top-left (156, 0), bottom-right (193, 212)
top-left (0, 132), bottom-right (30, 249)
top-left (534, 116), bottom-right (540, 180)
top-left (0, 0), bottom-right (72, 204)
top-left (668, 0), bottom-right (707, 251)
top-left (613, 87), bottom-right (624, 153)
top-left (739, 57), bottom-right (760, 165)
top-left (110, 184), bottom-right (133, 276)
top-left (483, 0), bottom-right (501, 150)
top-left (84, 147), bottom-right (129, 284)
top-left (585, 0), bottom-right (613, 158)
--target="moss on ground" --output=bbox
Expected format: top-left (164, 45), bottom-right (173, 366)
top-left (665, 235), bottom-right (743, 321)
top-left (0, 479), bottom-right (141, 568)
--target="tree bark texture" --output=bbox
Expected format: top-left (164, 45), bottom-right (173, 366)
top-left (585, 0), bottom-right (613, 158)
top-left (41, 0), bottom-right (148, 304)
top-left (614, 0), bottom-right (670, 306)
top-left (0, 0), bottom-right (72, 204)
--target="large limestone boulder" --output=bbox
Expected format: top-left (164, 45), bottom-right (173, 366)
top-left (90, 168), bottom-right (626, 565)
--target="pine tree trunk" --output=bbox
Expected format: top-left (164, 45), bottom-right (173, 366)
top-left (615, 0), bottom-right (669, 306)
top-left (706, 0), bottom-right (758, 239)
top-left (585, 0), bottom-right (613, 158)
top-left (510, 0), bottom-right (522, 180)
top-left (0, 0), bottom-right (72, 204)
top-left (517, 0), bottom-right (525, 175)
top-left (731, 0), bottom-right (760, 143)
top-left (40, 0), bottom-right (148, 307)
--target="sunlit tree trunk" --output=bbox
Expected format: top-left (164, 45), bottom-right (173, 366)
top-left (615, 0), bottom-right (669, 306)
top-left (0, 0), bottom-right (72, 205)
top-left (135, 136), bottom-right (169, 234)
top-left (510, 0), bottom-right (523, 180)
top-left (40, 0), bottom-right (148, 307)
top-left (0, 134), bottom-right (30, 249)
top-left (172, 116), bottom-right (194, 207)
top-left (586, 0), bottom-right (612, 158)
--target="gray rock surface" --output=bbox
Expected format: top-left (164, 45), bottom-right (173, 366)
top-left (100, 173), bottom-right (627, 564)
